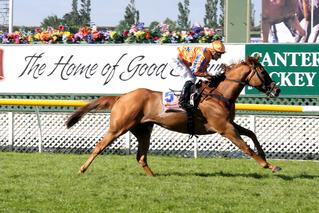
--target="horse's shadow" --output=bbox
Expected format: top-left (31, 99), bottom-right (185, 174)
top-left (154, 171), bottom-right (319, 181)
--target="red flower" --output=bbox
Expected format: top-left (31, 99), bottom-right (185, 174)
top-left (79, 26), bottom-right (90, 36)
top-left (58, 25), bottom-right (65, 31)
top-left (145, 31), bottom-right (151, 40)
top-left (35, 28), bottom-right (42, 33)
top-left (14, 33), bottom-right (19, 40)
top-left (122, 30), bottom-right (129, 37)
top-left (92, 31), bottom-right (100, 40)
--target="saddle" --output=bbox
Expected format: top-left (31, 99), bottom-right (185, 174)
top-left (162, 75), bottom-right (225, 136)
top-left (162, 80), bottom-right (203, 113)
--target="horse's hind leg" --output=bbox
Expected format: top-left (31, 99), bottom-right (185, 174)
top-left (79, 113), bottom-right (138, 173)
top-left (79, 129), bottom-right (125, 173)
top-left (130, 123), bottom-right (154, 176)
top-left (221, 122), bottom-right (281, 172)
top-left (232, 122), bottom-right (266, 160)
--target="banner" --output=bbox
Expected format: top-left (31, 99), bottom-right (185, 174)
top-left (0, 44), bottom-right (245, 94)
top-left (246, 44), bottom-right (319, 95)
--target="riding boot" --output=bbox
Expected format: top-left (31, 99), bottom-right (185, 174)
top-left (179, 80), bottom-right (195, 112)
top-left (179, 80), bottom-right (195, 135)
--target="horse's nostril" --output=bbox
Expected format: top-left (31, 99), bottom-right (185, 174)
top-left (275, 90), bottom-right (280, 97)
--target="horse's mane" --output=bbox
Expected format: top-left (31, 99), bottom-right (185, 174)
top-left (224, 58), bottom-right (252, 73)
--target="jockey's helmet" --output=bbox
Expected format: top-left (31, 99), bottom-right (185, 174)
top-left (210, 40), bottom-right (225, 53)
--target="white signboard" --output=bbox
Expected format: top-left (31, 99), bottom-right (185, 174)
top-left (0, 44), bottom-right (244, 94)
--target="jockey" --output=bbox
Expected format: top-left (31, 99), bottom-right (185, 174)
top-left (172, 39), bottom-right (226, 112)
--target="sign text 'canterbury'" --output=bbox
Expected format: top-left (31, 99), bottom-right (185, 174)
top-left (253, 52), bottom-right (319, 67)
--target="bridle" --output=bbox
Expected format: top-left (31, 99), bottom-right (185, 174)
top-left (199, 65), bottom-right (261, 107)
top-left (247, 64), bottom-right (277, 96)
top-left (224, 63), bottom-right (275, 95)
top-left (224, 64), bottom-right (261, 86)
top-left (200, 61), bottom-right (278, 106)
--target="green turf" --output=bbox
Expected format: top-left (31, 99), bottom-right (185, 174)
top-left (0, 152), bottom-right (318, 213)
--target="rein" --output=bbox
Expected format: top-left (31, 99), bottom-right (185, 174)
top-left (224, 78), bottom-right (246, 86)
top-left (200, 85), bottom-right (235, 108)
top-left (224, 65), bottom-right (264, 87)
top-left (200, 65), bottom-right (263, 107)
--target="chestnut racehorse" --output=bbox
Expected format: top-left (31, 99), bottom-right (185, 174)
top-left (66, 56), bottom-right (281, 176)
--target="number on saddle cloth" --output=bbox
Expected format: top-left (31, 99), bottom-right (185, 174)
top-left (162, 91), bottom-right (184, 112)
top-left (162, 85), bottom-right (202, 113)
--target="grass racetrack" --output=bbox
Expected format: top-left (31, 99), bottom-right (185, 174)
top-left (1, 152), bottom-right (318, 212)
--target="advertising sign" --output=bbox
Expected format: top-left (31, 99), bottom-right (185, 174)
top-left (0, 44), bottom-right (245, 94)
top-left (246, 44), bottom-right (319, 95)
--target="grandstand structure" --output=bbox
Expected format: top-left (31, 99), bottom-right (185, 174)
top-left (0, 0), bottom-right (12, 32)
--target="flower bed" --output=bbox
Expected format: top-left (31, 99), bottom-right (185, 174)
top-left (0, 23), bottom-right (223, 44)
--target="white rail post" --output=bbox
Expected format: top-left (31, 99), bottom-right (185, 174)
top-left (194, 137), bottom-right (198, 159)
top-left (249, 115), bottom-right (256, 150)
top-left (8, 112), bottom-right (14, 151)
top-left (125, 132), bottom-right (131, 154)
top-left (8, 0), bottom-right (13, 33)
top-left (35, 107), bottom-right (43, 153)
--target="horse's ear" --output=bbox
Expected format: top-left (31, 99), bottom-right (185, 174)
top-left (254, 53), bottom-right (261, 61)
top-left (246, 56), bottom-right (254, 64)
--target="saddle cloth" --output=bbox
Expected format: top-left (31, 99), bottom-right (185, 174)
top-left (162, 90), bottom-right (185, 113)
top-left (162, 78), bottom-right (205, 113)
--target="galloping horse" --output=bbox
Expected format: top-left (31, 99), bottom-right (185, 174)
top-left (262, 0), bottom-right (306, 42)
top-left (66, 56), bottom-right (281, 176)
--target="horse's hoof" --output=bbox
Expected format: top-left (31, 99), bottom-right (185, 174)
top-left (272, 166), bottom-right (282, 173)
top-left (78, 166), bottom-right (86, 174)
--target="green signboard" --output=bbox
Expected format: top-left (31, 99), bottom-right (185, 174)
top-left (245, 44), bottom-right (319, 96)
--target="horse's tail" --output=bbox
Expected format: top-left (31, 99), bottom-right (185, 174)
top-left (65, 96), bottom-right (120, 128)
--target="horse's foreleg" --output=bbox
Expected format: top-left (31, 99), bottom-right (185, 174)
top-left (295, 19), bottom-right (311, 43)
top-left (262, 22), bottom-right (271, 42)
top-left (312, 25), bottom-right (319, 43)
top-left (303, 19), bottom-right (311, 42)
top-left (131, 123), bottom-right (154, 176)
top-left (222, 122), bottom-right (281, 173)
top-left (232, 122), bottom-right (266, 160)
top-left (292, 17), bottom-right (306, 37)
